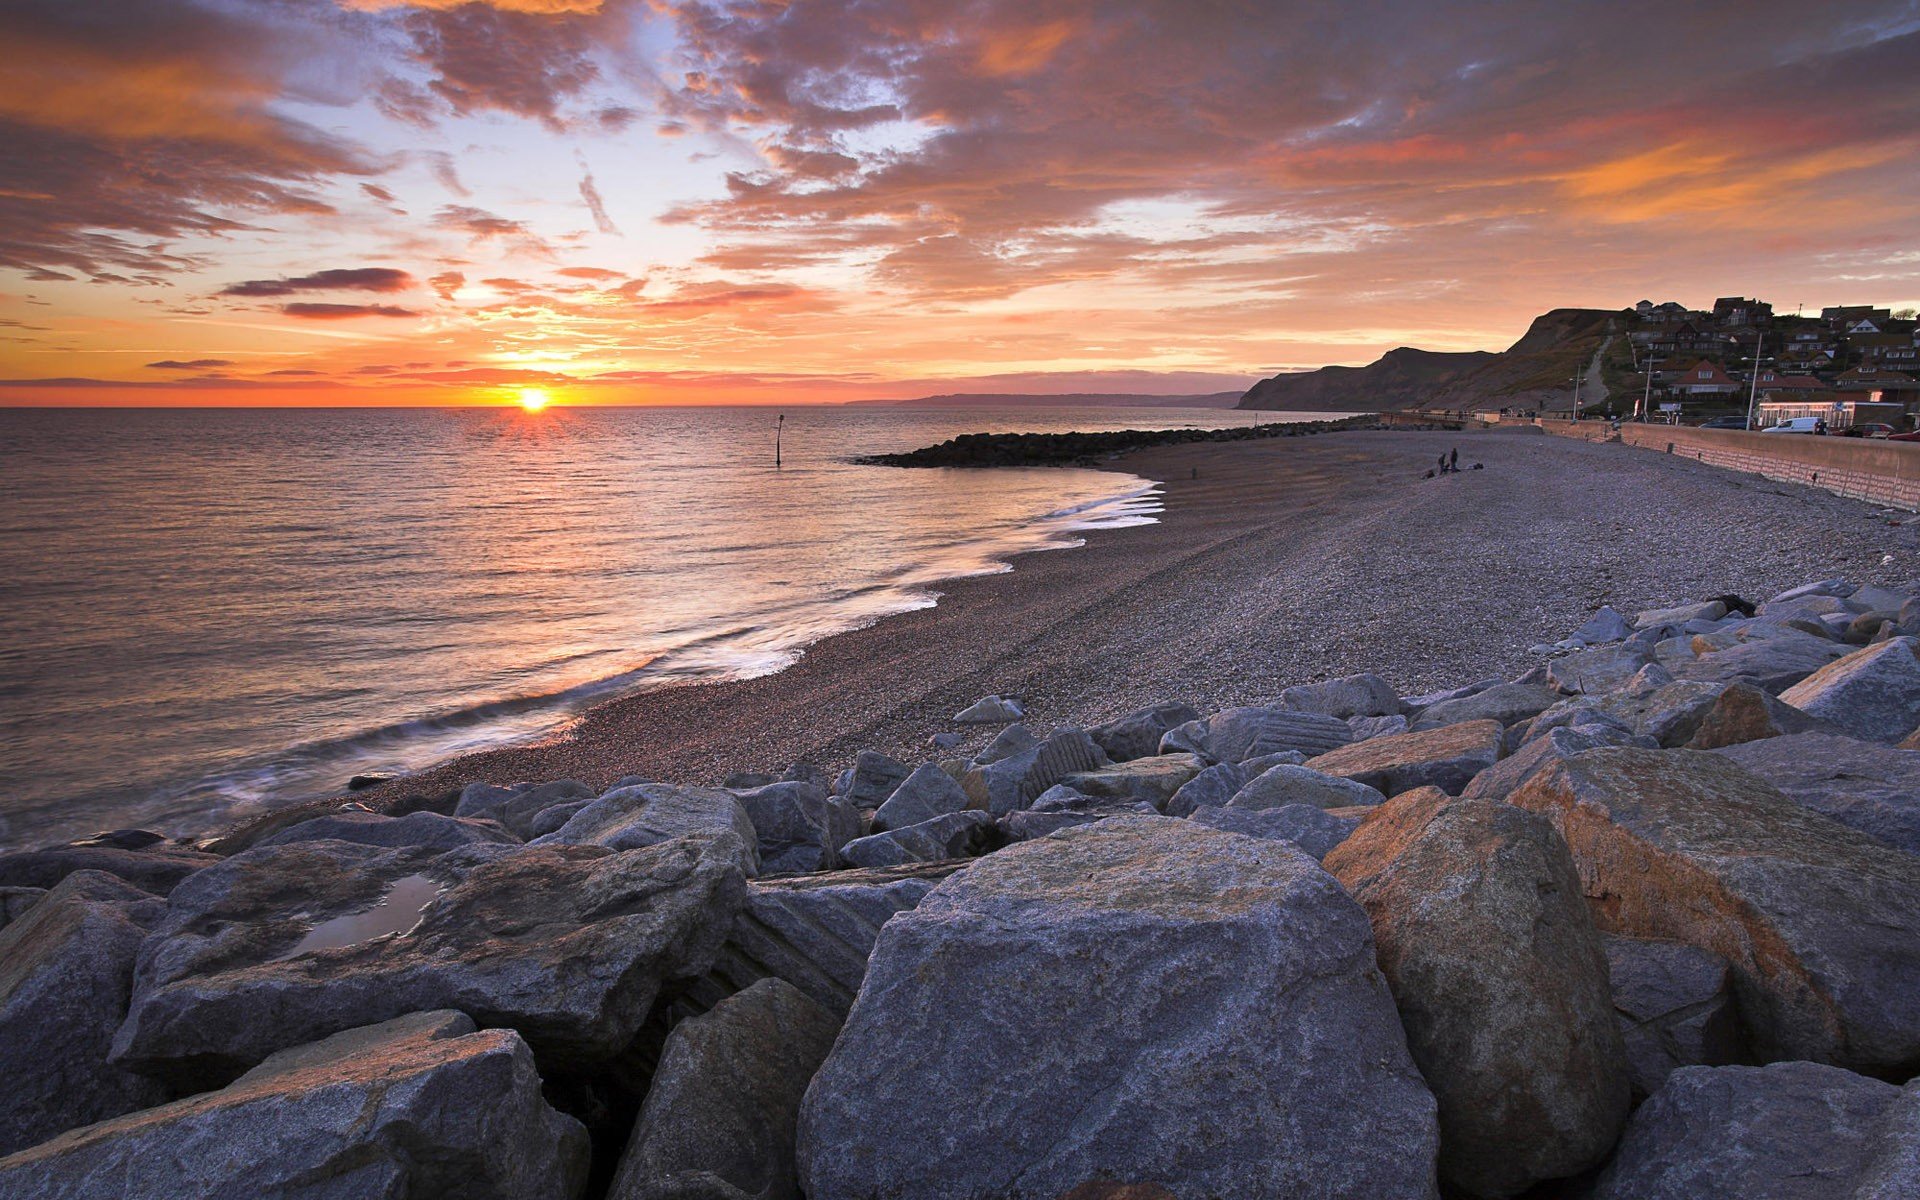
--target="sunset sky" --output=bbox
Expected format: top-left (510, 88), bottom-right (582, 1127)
top-left (3, 0), bottom-right (1918, 406)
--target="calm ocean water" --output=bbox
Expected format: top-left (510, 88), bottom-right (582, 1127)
top-left (0, 404), bottom-right (1325, 847)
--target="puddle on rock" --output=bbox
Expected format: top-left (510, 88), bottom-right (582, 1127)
top-left (278, 873), bottom-right (444, 960)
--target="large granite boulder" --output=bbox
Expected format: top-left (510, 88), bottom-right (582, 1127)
top-left (0, 1011), bottom-right (589, 1199)
top-left (112, 835), bottom-right (749, 1086)
top-left (1060, 753), bottom-right (1204, 809)
top-left (1594, 1061), bottom-right (1918, 1200)
top-left (456, 779), bottom-right (596, 839)
top-left (1548, 643), bottom-right (1656, 696)
top-left (1229, 762), bottom-right (1385, 810)
top-left (954, 695), bottom-right (1024, 724)
top-left (0, 872), bottom-right (168, 1155)
top-left (610, 979), bottom-right (839, 1200)
top-left (837, 811), bottom-right (995, 868)
top-left (1305, 719), bottom-right (1504, 796)
top-left (256, 809), bottom-right (518, 851)
top-left (1603, 934), bottom-right (1745, 1100)
top-left (797, 816), bottom-right (1439, 1200)
top-left (870, 763), bottom-right (970, 833)
top-left (1089, 702), bottom-right (1203, 761)
top-left (1463, 724), bottom-right (1652, 802)
top-left (842, 751), bottom-right (912, 806)
top-left (677, 863), bottom-right (961, 1019)
top-left (1682, 682), bottom-right (1830, 749)
top-left (1670, 629), bottom-right (1849, 693)
top-left (1188, 803), bottom-right (1359, 860)
top-left (1410, 682), bottom-right (1557, 730)
top-left (974, 722), bottom-right (1039, 764)
top-left (1000, 794), bottom-right (1160, 841)
top-left (1509, 748), bottom-right (1920, 1074)
top-left (1159, 705), bottom-right (1352, 763)
top-left (728, 782), bottom-right (859, 875)
top-left (1279, 673), bottom-right (1404, 719)
top-left (1713, 732), bottom-right (1920, 856)
top-left (1324, 791), bottom-right (1629, 1197)
top-left (961, 726), bottom-right (1107, 813)
top-left (0, 887), bottom-right (44, 933)
top-left (533, 784), bottom-right (760, 872)
top-left (1638, 600), bottom-right (1729, 629)
top-left (1778, 637), bottom-right (1920, 743)
top-left (1162, 761), bottom-right (1249, 817)
top-left (0, 837), bottom-right (219, 897)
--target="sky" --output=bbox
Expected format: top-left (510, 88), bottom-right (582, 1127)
top-left (3, 0), bottom-right (1918, 407)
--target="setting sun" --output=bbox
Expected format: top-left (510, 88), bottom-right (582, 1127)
top-left (515, 388), bottom-right (552, 413)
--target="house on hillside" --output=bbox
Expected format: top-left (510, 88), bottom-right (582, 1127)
top-left (1673, 359), bottom-right (1740, 396)
top-left (1824, 304), bottom-right (1892, 330)
top-left (1712, 297), bottom-right (1772, 327)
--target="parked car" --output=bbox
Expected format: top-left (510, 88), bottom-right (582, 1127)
top-left (1888, 430), bottom-right (1920, 443)
top-left (1844, 423), bottom-right (1895, 438)
top-left (1761, 417), bottom-right (1824, 434)
top-left (1698, 415), bottom-right (1749, 430)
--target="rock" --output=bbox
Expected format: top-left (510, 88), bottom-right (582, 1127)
top-left (1778, 637), bottom-right (1920, 743)
top-left (1573, 606), bottom-right (1633, 644)
top-left (1508, 748), bottom-right (1920, 1073)
top-left (610, 979), bottom-right (839, 1200)
top-left (526, 799), bottom-right (593, 839)
top-left (1547, 643), bottom-right (1656, 695)
top-left (1637, 600), bottom-right (1728, 628)
top-left (871, 763), bottom-right (971, 833)
top-left (954, 695), bottom-right (1024, 724)
top-left (534, 783), bottom-right (760, 873)
top-left (1088, 702), bottom-right (1203, 761)
top-left (678, 863), bottom-right (961, 1018)
top-left (1324, 792), bottom-right (1629, 1197)
top-left (1713, 733), bottom-right (1920, 856)
top-left (1594, 1062), bottom-right (1917, 1200)
top-left (1306, 719), bottom-right (1504, 796)
top-left (0, 1011), bottom-right (589, 1199)
top-left (1846, 609), bottom-right (1900, 643)
top-left (0, 887), bottom-right (45, 933)
top-left (112, 834), bottom-right (749, 1085)
top-left (1404, 678), bottom-right (1502, 711)
top-left (961, 726), bottom-right (1107, 813)
top-left (837, 811), bottom-right (996, 868)
top-left (1279, 672), bottom-right (1404, 718)
top-left (927, 731), bottom-right (963, 751)
top-left (1159, 705), bottom-right (1352, 763)
top-left (1670, 630), bottom-right (1849, 693)
top-left (0, 872), bottom-right (168, 1155)
top-left (729, 781), bottom-right (860, 874)
top-left (843, 751), bottom-right (911, 807)
top-left (1463, 723), bottom-right (1652, 802)
top-left (1000, 796), bottom-right (1161, 841)
top-left (457, 779), bottom-right (596, 838)
top-left (797, 816), bottom-right (1439, 1200)
top-left (1680, 682), bottom-right (1829, 749)
top-left (1060, 752), bottom-right (1204, 809)
top-left (0, 839), bottom-right (219, 897)
top-left (1229, 762), bottom-right (1385, 810)
top-left (1603, 935), bottom-right (1745, 1100)
top-left (256, 810), bottom-right (519, 851)
top-left (723, 771), bottom-right (779, 790)
top-left (1349, 713), bottom-right (1410, 740)
top-left (1189, 803), bottom-right (1359, 860)
top-left (1410, 681), bottom-right (1557, 729)
top-left (974, 721), bottom-right (1039, 764)
top-left (1766, 578), bottom-right (1853, 606)
top-left (1162, 761), bottom-right (1248, 817)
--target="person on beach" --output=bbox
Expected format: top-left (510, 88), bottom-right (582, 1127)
top-left (1449, 447), bottom-right (1459, 472)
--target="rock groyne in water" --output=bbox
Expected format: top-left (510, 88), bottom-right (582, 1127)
top-left (856, 414), bottom-right (1371, 467)
top-left (4, 577), bottom-right (1920, 1196)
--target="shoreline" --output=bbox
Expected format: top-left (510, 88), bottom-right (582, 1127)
top-left (315, 426), bottom-right (1920, 832)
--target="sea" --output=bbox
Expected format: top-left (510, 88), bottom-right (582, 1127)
top-left (0, 404), bottom-right (1328, 848)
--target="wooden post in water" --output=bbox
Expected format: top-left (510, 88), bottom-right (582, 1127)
top-left (776, 413), bottom-right (784, 468)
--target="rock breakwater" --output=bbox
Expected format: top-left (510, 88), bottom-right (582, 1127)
top-left (857, 414), bottom-right (1371, 467)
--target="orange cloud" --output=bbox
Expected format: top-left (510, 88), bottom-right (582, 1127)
top-left (975, 19), bottom-right (1083, 77)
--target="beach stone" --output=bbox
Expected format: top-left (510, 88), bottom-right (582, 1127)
top-left (1306, 718), bottom-right (1504, 796)
top-left (1411, 681), bottom-right (1557, 730)
top-left (1159, 705), bottom-right (1353, 763)
top-left (1279, 672), bottom-right (1404, 718)
top-left (954, 695), bottom-right (1024, 724)
top-left (1000, 796), bottom-right (1161, 841)
top-left (837, 811), bottom-right (996, 868)
top-left (533, 783), bottom-right (760, 873)
top-left (1594, 1062), bottom-right (1917, 1200)
top-left (1713, 733), bottom-right (1920, 856)
top-left (610, 979), bottom-right (838, 1200)
top-left (796, 816), bottom-right (1439, 1200)
top-left (1846, 610), bottom-right (1900, 643)
top-left (1508, 748), bottom-right (1920, 1073)
top-left (0, 872), bottom-right (168, 1155)
top-left (1189, 802), bottom-right (1359, 860)
top-left (843, 751), bottom-right (911, 807)
top-left (1463, 723), bottom-right (1652, 802)
top-left (1324, 791), bottom-right (1629, 1197)
top-left (870, 763), bottom-right (970, 833)
top-left (525, 799), bottom-right (593, 839)
top-left (1777, 637), bottom-right (1920, 743)
top-left (1348, 713), bottom-right (1409, 740)
top-left (1766, 578), bottom-right (1853, 606)
top-left (974, 721), bottom-right (1039, 764)
top-left (926, 731), bottom-right (963, 751)
top-left (1672, 629), bottom-right (1849, 693)
top-left (1573, 606), bottom-right (1633, 644)
top-left (459, 779), bottom-right (597, 838)
top-left (256, 809), bottom-right (518, 851)
top-left (1404, 678), bottom-right (1502, 711)
top-left (1848, 584), bottom-right (1908, 613)
top-left (1547, 643), bottom-right (1657, 695)
top-left (0, 1011), bottom-right (589, 1200)
top-left (1603, 934), bottom-right (1745, 1100)
top-left (961, 726), bottom-right (1107, 813)
top-left (1637, 600), bottom-right (1728, 629)
top-left (677, 862), bottom-right (961, 1019)
top-left (1060, 752), bottom-right (1204, 810)
top-left (1229, 762), bottom-right (1385, 810)
top-left (0, 838), bottom-right (219, 897)
top-left (112, 834), bottom-right (749, 1085)
top-left (0, 887), bottom-right (45, 933)
top-left (729, 781), bottom-right (860, 875)
top-left (1161, 761), bottom-right (1247, 817)
top-left (1088, 701), bottom-right (1202, 761)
